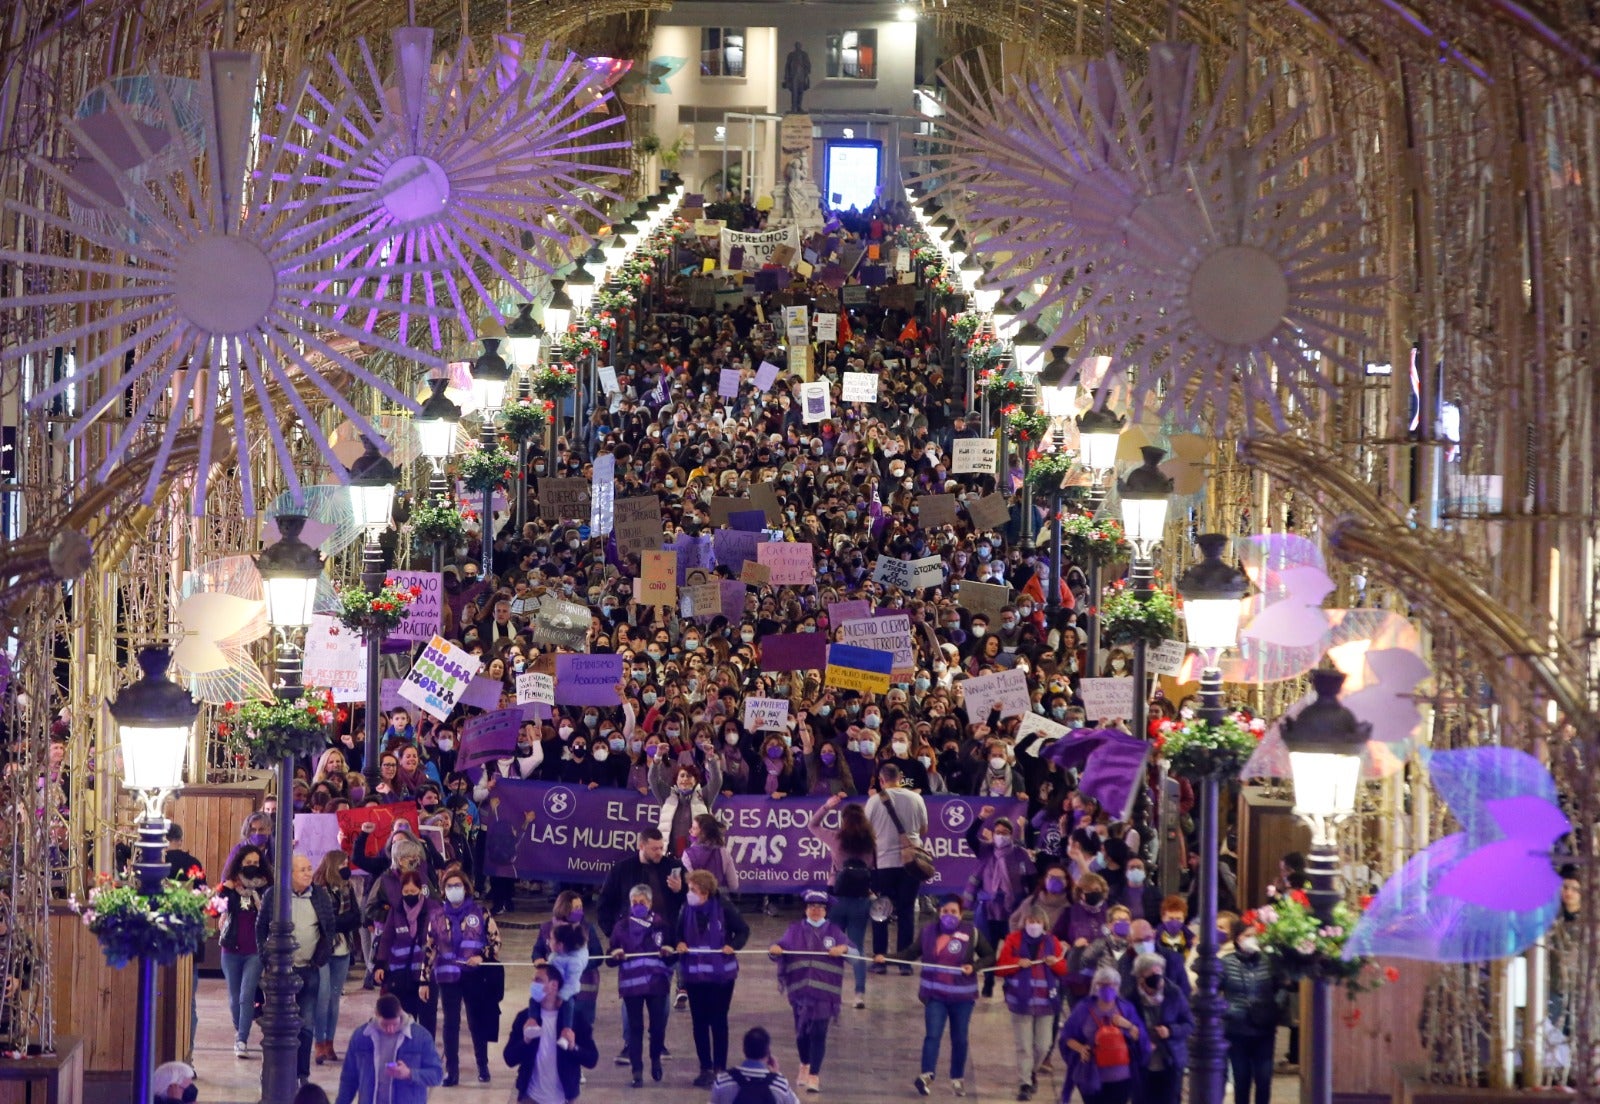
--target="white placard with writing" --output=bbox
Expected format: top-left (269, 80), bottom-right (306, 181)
top-left (1078, 677), bottom-right (1137, 721)
top-left (842, 372), bottom-right (878, 403)
top-left (800, 381), bottom-right (831, 424)
top-left (742, 696), bottom-right (791, 732)
top-left (814, 313), bottom-right (838, 343)
top-left (953, 438), bottom-right (999, 475)
top-left (960, 668), bottom-right (1031, 720)
top-left (301, 614), bottom-right (365, 700)
top-left (1148, 639), bottom-right (1189, 678)
top-left (515, 671), bottom-right (555, 705)
top-left (598, 364), bottom-right (620, 395)
top-left (1016, 712), bottom-right (1072, 743)
top-left (872, 554), bottom-right (944, 591)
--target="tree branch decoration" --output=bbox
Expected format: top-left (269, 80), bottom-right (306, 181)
top-left (930, 44), bottom-right (1381, 431)
top-left (0, 51), bottom-right (441, 514)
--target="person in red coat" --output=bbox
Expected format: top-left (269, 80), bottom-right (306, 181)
top-left (995, 904), bottom-right (1069, 1100)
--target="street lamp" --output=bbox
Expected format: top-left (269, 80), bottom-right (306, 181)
top-left (1176, 532), bottom-right (1252, 1104)
top-left (347, 438), bottom-right (398, 782)
top-left (544, 281), bottom-right (574, 344)
top-left (109, 645), bottom-right (198, 1104)
top-left (471, 336), bottom-right (511, 581)
top-left (254, 515), bottom-right (324, 1104)
top-left (1072, 406), bottom-right (1126, 677)
top-left (566, 261), bottom-right (598, 317)
top-left (1011, 320), bottom-right (1049, 378)
top-left (1280, 669), bottom-right (1371, 1104)
top-left (1116, 445), bottom-right (1173, 738)
top-left (415, 376), bottom-right (463, 475)
top-left (583, 241), bottom-right (610, 285)
top-left (503, 303), bottom-right (545, 371)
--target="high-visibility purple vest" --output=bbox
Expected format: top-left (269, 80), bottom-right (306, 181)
top-left (613, 916), bottom-right (672, 997)
top-left (1003, 934), bottom-right (1063, 1016)
top-left (775, 921), bottom-right (847, 1023)
top-left (918, 921), bottom-right (980, 1005)
top-left (431, 902), bottom-right (489, 985)
top-left (680, 899), bottom-right (738, 985)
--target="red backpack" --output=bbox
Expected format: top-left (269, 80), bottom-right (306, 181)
top-left (1091, 1011), bottom-right (1130, 1068)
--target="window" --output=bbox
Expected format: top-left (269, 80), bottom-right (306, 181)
top-left (826, 29), bottom-right (877, 80)
top-left (700, 27), bottom-right (746, 78)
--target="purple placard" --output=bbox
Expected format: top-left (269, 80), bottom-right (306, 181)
top-left (713, 528), bottom-right (762, 573)
top-left (380, 678), bottom-right (407, 714)
top-left (720, 579), bottom-right (746, 622)
top-left (860, 265), bottom-right (887, 287)
top-left (458, 707), bottom-right (523, 771)
top-left (728, 246), bottom-right (745, 269)
top-left (667, 533), bottom-right (715, 584)
top-left (754, 269), bottom-right (780, 292)
top-left (754, 361), bottom-right (780, 391)
top-left (480, 780), bottom-right (1022, 892)
top-left (728, 510), bottom-right (767, 533)
top-left (520, 702), bottom-right (552, 723)
top-left (554, 653), bottom-right (624, 705)
top-left (719, 368), bottom-right (741, 398)
top-left (760, 632), bottom-right (827, 672)
top-left (828, 599), bottom-right (871, 626)
top-left (458, 675), bottom-right (504, 711)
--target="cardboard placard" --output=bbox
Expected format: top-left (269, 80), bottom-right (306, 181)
top-left (554, 653), bottom-right (624, 706)
top-left (599, 365), bottom-right (620, 394)
top-left (590, 453), bottom-right (616, 537)
top-left (960, 668), bottom-right (1031, 720)
top-left (532, 598), bottom-right (591, 651)
top-left (743, 697), bottom-right (791, 732)
top-left (640, 550), bottom-right (679, 606)
top-left (967, 492), bottom-right (1013, 530)
top-left (1078, 677), bottom-right (1137, 720)
top-left (684, 582), bottom-right (721, 618)
top-left (760, 631), bottom-right (827, 671)
top-left (1016, 712), bottom-right (1072, 743)
top-left (718, 368), bottom-right (742, 398)
top-left (741, 561), bottom-right (772, 586)
top-left (1148, 639), bottom-right (1189, 678)
top-left (614, 496), bottom-right (663, 561)
top-left (537, 476), bottom-right (591, 521)
top-left (872, 554), bottom-right (944, 591)
top-left (917, 493), bottom-right (959, 528)
top-left (757, 541), bottom-right (816, 586)
top-left (398, 635), bottom-right (483, 720)
top-left (953, 439), bottom-right (999, 475)
top-left (748, 483), bottom-right (784, 525)
top-left (957, 579), bottom-right (1012, 621)
top-left (301, 614), bottom-right (364, 698)
top-left (835, 613), bottom-right (914, 680)
top-left (754, 361), bottom-right (781, 391)
top-left (515, 671), bottom-right (555, 704)
top-left (828, 599), bottom-right (872, 626)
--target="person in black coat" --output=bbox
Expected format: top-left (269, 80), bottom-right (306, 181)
top-left (259, 855), bottom-right (337, 1081)
top-left (597, 829), bottom-right (688, 934)
top-left (504, 963), bottom-right (599, 1102)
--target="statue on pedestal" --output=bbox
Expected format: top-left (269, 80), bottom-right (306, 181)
top-left (782, 42), bottom-right (811, 114)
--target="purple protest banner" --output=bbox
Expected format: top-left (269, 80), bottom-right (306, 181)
top-left (754, 361), bottom-right (780, 391)
top-left (459, 707), bottom-right (523, 771)
top-left (458, 675), bottom-right (504, 711)
top-left (555, 653), bottom-right (623, 705)
top-left (760, 632), bottom-right (827, 672)
top-left (667, 533), bottom-right (715, 585)
top-left (480, 781), bottom-right (1023, 892)
top-left (713, 528), bottom-right (761, 573)
top-left (720, 579), bottom-right (746, 622)
top-left (380, 678), bottom-right (407, 713)
top-left (728, 510), bottom-right (767, 533)
top-left (719, 368), bottom-right (741, 398)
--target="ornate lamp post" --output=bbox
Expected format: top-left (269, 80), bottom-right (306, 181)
top-left (1280, 670), bottom-right (1371, 1104)
top-left (254, 516), bottom-right (325, 1104)
top-left (1176, 534), bottom-right (1252, 1104)
top-left (109, 646), bottom-right (198, 1104)
top-left (1011, 320), bottom-right (1049, 547)
top-left (347, 439), bottom-right (397, 781)
top-left (544, 280), bottom-right (574, 442)
top-left (470, 336), bottom-right (512, 581)
top-left (565, 261), bottom-right (598, 430)
top-left (1074, 407), bottom-right (1125, 674)
top-left (415, 377), bottom-right (463, 567)
top-left (1035, 348), bottom-right (1078, 609)
top-left (1117, 446), bottom-right (1173, 733)
top-left (503, 305), bottom-right (544, 529)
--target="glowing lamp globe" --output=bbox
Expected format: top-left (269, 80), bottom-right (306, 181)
top-left (1176, 533), bottom-right (1251, 655)
top-left (346, 437), bottom-right (400, 534)
top-left (1280, 668), bottom-right (1372, 823)
top-left (255, 514), bottom-right (325, 629)
top-left (1117, 446), bottom-right (1174, 555)
top-left (414, 377), bottom-right (463, 465)
top-left (109, 647), bottom-right (199, 818)
top-left (471, 337), bottom-right (512, 415)
top-left (503, 303), bottom-right (544, 370)
top-left (1038, 348), bottom-right (1078, 417)
top-left (1012, 320), bottom-right (1050, 376)
top-left (1076, 407), bottom-right (1125, 473)
top-left (565, 262), bottom-right (598, 316)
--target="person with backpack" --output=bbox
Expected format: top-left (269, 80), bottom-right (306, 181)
top-left (768, 889), bottom-right (852, 1094)
top-left (878, 894), bottom-right (995, 1098)
top-left (994, 904), bottom-right (1069, 1100)
top-left (710, 1026), bottom-right (801, 1104)
top-left (865, 764), bottom-right (929, 976)
top-left (1059, 964), bottom-right (1151, 1104)
top-left (808, 793), bottom-right (877, 1008)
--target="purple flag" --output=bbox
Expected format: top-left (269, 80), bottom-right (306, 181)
top-left (1046, 728), bottom-right (1152, 821)
top-left (458, 708), bottom-right (523, 771)
top-left (760, 632), bottom-right (828, 672)
top-left (554, 654), bottom-right (623, 705)
top-left (459, 675), bottom-right (504, 711)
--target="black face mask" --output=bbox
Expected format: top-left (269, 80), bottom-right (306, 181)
top-left (181, 1085), bottom-right (199, 1103)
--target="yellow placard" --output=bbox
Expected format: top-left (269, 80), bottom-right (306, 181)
top-left (825, 664), bottom-right (892, 694)
top-left (702, 257), bottom-right (716, 273)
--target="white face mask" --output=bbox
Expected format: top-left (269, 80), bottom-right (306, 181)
top-left (1238, 935), bottom-right (1260, 955)
top-left (686, 891), bottom-right (706, 908)
top-left (1024, 922), bottom-right (1045, 939)
top-left (445, 886), bottom-right (466, 905)
top-left (892, 741), bottom-right (909, 756)
top-left (592, 747), bottom-right (609, 763)
top-left (989, 756), bottom-right (1007, 771)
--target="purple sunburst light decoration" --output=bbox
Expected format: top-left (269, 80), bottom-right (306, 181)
top-left (282, 28), bottom-right (630, 348)
top-left (930, 44), bottom-right (1382, 432)
top-left (1, 51), bottom-right (447, 515)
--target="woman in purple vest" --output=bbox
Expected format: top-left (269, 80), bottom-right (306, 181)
top-left (428, 866), bottom-right (502, 1086)
top-left (372, 870), bottom-right (440, 1037)
top-left (671, 868), bottom-right (751, 1088)
top-left (995, 904), bottom-right (1069, 1100)
top-left (876, 894), bottom-right (995, 1098)
top-left (606, 882), bottom-right (675, 1087)
top-left (769, 889), bottom-right (852, 1094)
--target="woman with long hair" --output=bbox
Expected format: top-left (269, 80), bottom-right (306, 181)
top-left (808, 793), bottom-right (876, 1007)
top-left (311, 850), bottom-right (362, 1065)
top-left (681, 813), bottom-right (740, 894)
top-left (533, 891), bottom-right (605, 1034)
top-left (372, 752), bottom-right (402, 802)
top-left (752, 733), bottom-right (806, 799)
top-left (216, 845), bottom-right (272, 1058)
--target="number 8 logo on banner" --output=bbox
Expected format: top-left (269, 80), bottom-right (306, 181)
top-left (942, 801), bottom-right (969, 832)
top-left (543, 786), bottom-right (577, 821)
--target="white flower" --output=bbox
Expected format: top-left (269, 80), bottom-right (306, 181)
top-left (1295, 938), bottom-right (1316, 955)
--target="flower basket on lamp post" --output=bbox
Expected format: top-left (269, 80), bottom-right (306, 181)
top-left (336, 577), bottom-right (418, 641)
top-left (1097, 581), bottom-right (1179, 645)
top-left (1245, 889), bottom-right (1393, 998)
top-left (1059, 514), bottom-right (1130, 564)
top-left (72, 874), bottom-right (209, 968)
top-left (219, 690), bottom-right (338, 766)
top-left (1154, 709), bottom-right (1263, 780)
top-left (458, 442), bottom-right (518, 494)
top-left (409, 495), bottom-right (465, 570)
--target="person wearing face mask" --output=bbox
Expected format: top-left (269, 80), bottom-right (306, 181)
top-left (767, 889), bottom-right (852, 1094)
top-left (1118, 919), bottom-right (1191, 998)
top-left (1058, 964), bottom-right (1150, 1104)
top-left (995, 904), bottom-right (1069, 1100)
top-left (218, 844), bottom-right (272, 1058)
top-left (224, 810), bottom-right (275, 877)
top-left (964, 810), bottom-right (1035, 999)
top-left (1010, 864), bottom-right (1073, 936)
top-left (1125, 953), bottom-right (1194, 1104)
top-left (1105, 648), bottom-right (1132, 678)
top-left (428, 867), bottom-right (502, 1086)
top-left (1071, 904), bottom-right (1135, 1002)
top-left (1220, 919), bottom-right (1280, 1104)
top-left (672, 869), bottom-right (751, 1088)
top-left (682, 814), bottom-right (742, 894)
top-left (312, 851), bottom-right (365, 1066)
top-left (652, 760), bottom-right (723, 858)
top-left (372, 870), bottom-right (440, 1040)
top-left (842, 727), bottom-right (879, 794)
top-left (1054, 872), bottom-right (1113, 995)
top-left (1114, 857), bottom-right (1161, 923)
top-left (152, 1061), bottom-right (198, 1103)
top-left (881, 728), bottom-right (932, 793)
top-left (503, 963), bottom-right (600, 1104)
top-left (606, 885), bottom-right (675, 1087)
top-left (875, 894), bottom-right (995, 1098)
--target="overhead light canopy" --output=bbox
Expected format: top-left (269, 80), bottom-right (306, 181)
top-left (255, 514), bottom-right (325, 630)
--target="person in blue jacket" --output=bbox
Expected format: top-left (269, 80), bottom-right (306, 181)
top-left (334, 993), bottom-right (444, 1104)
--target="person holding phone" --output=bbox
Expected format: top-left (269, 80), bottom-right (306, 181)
top-left (333, 993), bottom-right (443, 1104)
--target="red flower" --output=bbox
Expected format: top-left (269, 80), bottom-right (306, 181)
top-left (1241, 909), bottom-right (1257, 927)
top-left (336, 708), bottom-right (349, 723)
top-left (408, 586), bottom-right (422, 597)
top-left (1359, 894), bottom-right (1373, 909)
top-left (187, 864), bottom-right (203, 879)
top-left (1290, 889), bottom-right (1311, 908)
top-left (1383, 966), bottom-right (1400, 983)
top-left (1342, 1008), bottom-right (1362, 1028)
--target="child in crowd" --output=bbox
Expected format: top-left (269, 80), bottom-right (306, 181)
top-left (548, 920), bottom-right (591, 1045)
